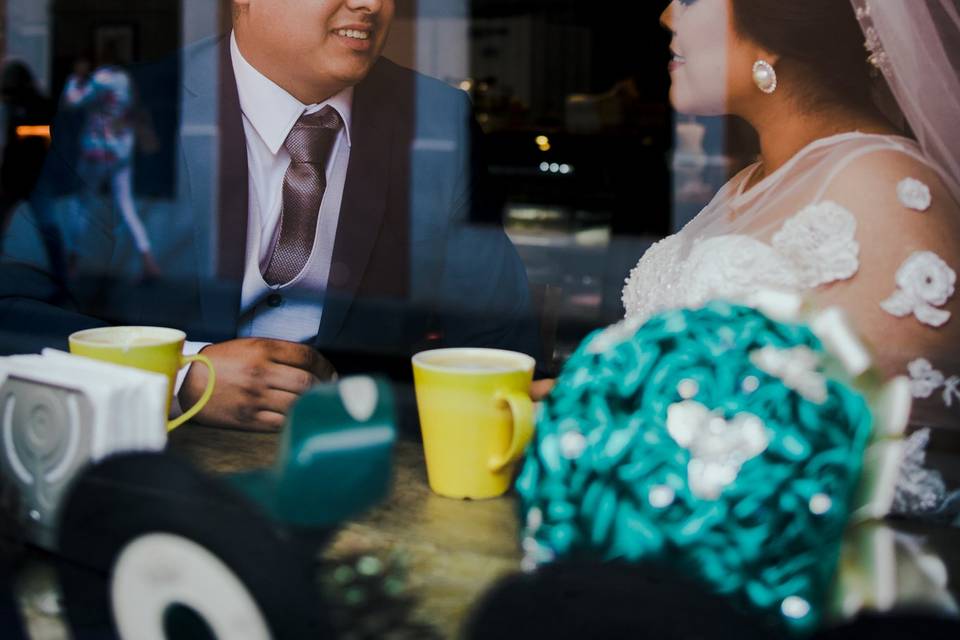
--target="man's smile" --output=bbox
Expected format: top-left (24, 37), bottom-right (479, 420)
top-left (334, 29), bottom-right (371, 40)
top-left (331, 22), bottom-right (375, 51)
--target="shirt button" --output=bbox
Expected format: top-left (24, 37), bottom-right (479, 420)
top-left (266, 293), bottom-right (283, 308)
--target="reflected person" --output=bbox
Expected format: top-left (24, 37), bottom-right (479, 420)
top-left (0, 60), bottom-right (63, 283)
top-left (62, 43), bottom-right (161, 280)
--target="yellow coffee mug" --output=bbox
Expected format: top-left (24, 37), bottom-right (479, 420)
top-left (68, 326), bottom-right (216, 431)
top-left (412, 348), bottom-right (536, 499)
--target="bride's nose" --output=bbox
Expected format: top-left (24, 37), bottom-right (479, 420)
top-left (660, 2), bottom-right (675, 32)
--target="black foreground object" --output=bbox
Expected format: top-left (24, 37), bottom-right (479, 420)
top-left (56, 452), bottom-right (334, 640)
top-left (0, 556), bottom-right (27, 640)
top-left (465, 560), bottom-right (777, 640)
top-left (1, 477), bottom-right (28, 640)
top-left (815, 612), bottom-right (960, 639)
top-left (465, 560), bottom-right (960, 640)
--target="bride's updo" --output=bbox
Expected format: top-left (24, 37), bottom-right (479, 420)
top-left (732, 0), bottom-right (876, 112)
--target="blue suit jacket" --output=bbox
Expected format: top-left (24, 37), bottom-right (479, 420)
top-left (0, 38), bottom-right (538, 379)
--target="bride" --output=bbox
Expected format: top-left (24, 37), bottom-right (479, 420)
top-left (528, 0), bottom-right (960, 517)
top-left (509, 2), bottom-right (960, 626)
top-left (614, 0), bottom-right (960, 473)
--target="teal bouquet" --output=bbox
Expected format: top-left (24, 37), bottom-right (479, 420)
top-left (516, 300), bottom-right (910, 634)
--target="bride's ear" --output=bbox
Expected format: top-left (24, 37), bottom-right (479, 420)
top-left (750, 47), bottom-right (780, 69)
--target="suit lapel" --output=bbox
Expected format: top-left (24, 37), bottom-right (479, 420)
top-left (180, 37), bottom-right (248, 284)
top-left (215, 41), bottom-right (250, 282)
top-left (317, 62), bottom-right (397, 345)
top-left (179, 37), bottom-right (248, 336)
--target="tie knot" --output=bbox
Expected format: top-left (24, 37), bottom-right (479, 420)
top-left (284, 105), bottom-right (343, 163)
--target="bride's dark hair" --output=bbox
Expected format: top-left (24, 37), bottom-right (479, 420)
top-left (732, 0), bottom-right (876, 112)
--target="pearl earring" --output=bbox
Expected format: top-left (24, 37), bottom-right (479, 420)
top-left (752, 60), bottom-right (778, 94)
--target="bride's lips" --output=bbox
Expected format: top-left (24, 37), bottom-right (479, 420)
top-left (332, 24), bottom-right (375, 52)
top-left (669, 47), bottom-right (686, 72)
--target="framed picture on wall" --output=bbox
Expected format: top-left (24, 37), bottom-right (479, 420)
top-left (93, 24), bottom-right (137, 66)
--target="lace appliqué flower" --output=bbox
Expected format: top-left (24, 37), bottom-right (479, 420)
top-left (906, 358), bottom-right (960, 407)
top-left (893, 429), bottom-right (948, 515)
top-left (945, 377), bottom-right (960, 408)
top-left (620, 203), bottom-right (859, 328)
top-left (771, 201), bottom-right (860, 289)
top-left (897, 178), bottom-right (932, 212)
top-left (881, 251), bottom-right (956, 327)
top-left (682, 235), bottom-right (800, 310)
top-left (666, 400), bottom-right (769, 500)
top-left (750, 346), bottom-right (827, 403)
top-left (907, 359), bottom-right (945, 399)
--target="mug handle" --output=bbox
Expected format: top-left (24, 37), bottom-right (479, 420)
top-left (488, 390), bottom-right (535, 472)
top-left (167, 354), bottom-right (216, 431)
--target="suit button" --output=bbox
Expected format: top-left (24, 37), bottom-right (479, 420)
top-left (266, 293), bottom-right (283, 308)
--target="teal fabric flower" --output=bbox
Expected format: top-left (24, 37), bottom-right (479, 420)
top-left (516, 302), bottom-right (874, 634)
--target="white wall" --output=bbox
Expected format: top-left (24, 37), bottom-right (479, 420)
top-left (382, 0), bottom-right (468, 84)
top-left (5, 0), bottom-right (51, 91)
top-left (183, 0), bottom-right (222, 47)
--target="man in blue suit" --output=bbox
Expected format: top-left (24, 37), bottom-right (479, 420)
top-left (0, 0), bottom-right (537, 431)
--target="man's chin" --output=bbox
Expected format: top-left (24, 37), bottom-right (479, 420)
top-left (329, 61), bottom-right (378, 88)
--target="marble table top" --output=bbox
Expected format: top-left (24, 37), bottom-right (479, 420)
top-left (168, 425), bottom-right (523, 639)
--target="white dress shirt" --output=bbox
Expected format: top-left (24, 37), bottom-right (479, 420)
top-left (176, 32), bottom-right (354, 402)
top-left (231, 31), bottom-right (353, 341)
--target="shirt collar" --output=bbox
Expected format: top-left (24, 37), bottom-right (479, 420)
top-left (230, 31), bottom-right (353, 155)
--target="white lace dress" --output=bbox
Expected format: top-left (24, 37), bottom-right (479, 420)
top-left (621, 132), bottom-right (960, 519)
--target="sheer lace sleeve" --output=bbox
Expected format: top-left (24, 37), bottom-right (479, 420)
top-left (620, 134), bottom-right (959, 429)
top-left (810, 148), bottom-right (960, 429)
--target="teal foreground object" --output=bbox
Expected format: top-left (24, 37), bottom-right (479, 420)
top-left (517, 302), bottom-right (878, 634)
top-left (231, 376), bottom-right (396, 529)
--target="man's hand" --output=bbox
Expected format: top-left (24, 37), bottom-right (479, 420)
top-left (178, 338), bottom-right (336, 431)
